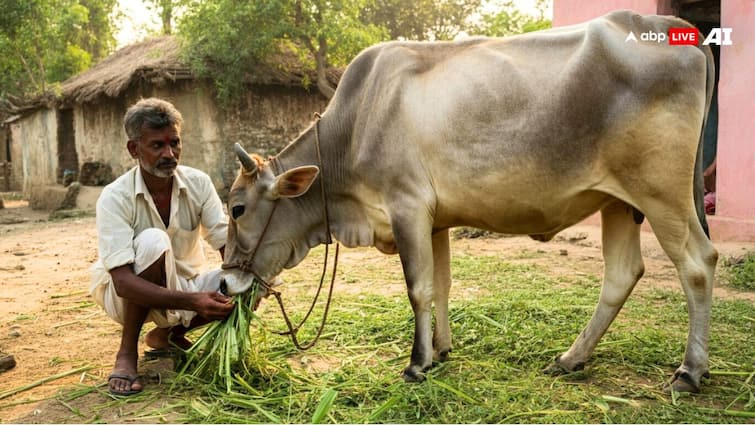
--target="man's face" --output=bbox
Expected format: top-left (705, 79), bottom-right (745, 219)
top-left (128, 125), bottom-right (182, 178)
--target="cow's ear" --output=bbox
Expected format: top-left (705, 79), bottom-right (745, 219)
top-left (269, 165), bottom-right (320, 199)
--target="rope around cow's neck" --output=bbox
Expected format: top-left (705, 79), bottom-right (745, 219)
top-left (270, 113), bottom-right (338, 350)
top-left (237, 113), bottom-right (339, 351)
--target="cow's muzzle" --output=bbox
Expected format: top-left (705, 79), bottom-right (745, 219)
top-left (220, 269), bottom-right (283, 300)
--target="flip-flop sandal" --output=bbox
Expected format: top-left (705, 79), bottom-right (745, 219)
top-left (108, 373), bottom-right (143, 396)
top-left (143, 348), bottom-right (184, 359)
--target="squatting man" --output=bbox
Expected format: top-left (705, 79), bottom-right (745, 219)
top-left (90, 98), bottom-right (235, 396)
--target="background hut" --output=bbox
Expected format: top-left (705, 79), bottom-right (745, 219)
top-left (5, 36), bottom-right (336, 200)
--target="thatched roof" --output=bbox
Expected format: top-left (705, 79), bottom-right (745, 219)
top-left (61, 36), bottom-right (186, 104)
top-left (60, 35), bottom-right (341, 105)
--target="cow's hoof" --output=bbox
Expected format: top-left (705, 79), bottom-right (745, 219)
top-left (401, 366), bottom-right (426, 383)
top-left (434, 348), bottom-right (452, 363)
top-left (666, 369), bottom-right (709, 393)
top-left (543, 361), bottom-right (569, 376)
top-left (543, 355), bottom-right (584, 376)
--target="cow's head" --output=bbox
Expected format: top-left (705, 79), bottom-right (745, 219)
top-left (221, 143), bottom-right (320, 295)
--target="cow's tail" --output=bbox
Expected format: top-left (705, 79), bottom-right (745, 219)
top-left (693, 44), bottom-right (715, 238)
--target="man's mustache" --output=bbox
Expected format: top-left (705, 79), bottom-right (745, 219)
top-left (156, 159), bottom-right (177, 168)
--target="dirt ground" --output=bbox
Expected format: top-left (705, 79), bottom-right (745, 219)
top-left (0, 193), bottom-right (753, 423)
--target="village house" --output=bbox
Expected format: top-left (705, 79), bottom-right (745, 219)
top-left (0, 36), bottom-right (333, 201)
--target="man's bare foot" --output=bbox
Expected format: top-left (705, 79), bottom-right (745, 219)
top-left (144, 327), bottom-right (192, 351)
top-left (109, 351), bottom-right (143, 395)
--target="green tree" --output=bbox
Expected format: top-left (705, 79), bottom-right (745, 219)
top-left (475, 0), bottom-right (551, 37)
top-left (178, 0), bottom-right (551, 104)
top-left (145, 0), bottom-right (185, 35)
top-left (361, 0), bottom-right (483, 41)
top-left (79, 0), bottom-right (117, 61)
top-left (179, 0), bottom-right (385, 102)
top-left (0, 0), bottom-right (117, 108)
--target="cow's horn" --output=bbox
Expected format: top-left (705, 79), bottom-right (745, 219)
top-left (234, 143), bottom-right (257, 174)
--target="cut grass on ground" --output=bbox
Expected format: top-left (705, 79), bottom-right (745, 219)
top-left (722, 251), bottom-right (755, 291)
top-left (36, 254), bottom-right (755, 423)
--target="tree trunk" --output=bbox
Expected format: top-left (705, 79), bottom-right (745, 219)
top-left (296, 0), bottom-right (335, 99)
top-left (314, 36), bottom-right (335, 99)
top-left (15, 52), bottom-right (41, 93)
top-left (161, 0), bottom-right (173, 35)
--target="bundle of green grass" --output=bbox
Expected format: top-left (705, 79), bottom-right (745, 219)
top-left (177, 280), bottom-right (264, 392)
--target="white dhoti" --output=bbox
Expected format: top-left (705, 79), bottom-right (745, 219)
top-left (90, 228), bottom-right (222, 328)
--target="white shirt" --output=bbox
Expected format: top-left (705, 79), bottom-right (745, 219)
top-left (90, 165), bottom-right (228, 292)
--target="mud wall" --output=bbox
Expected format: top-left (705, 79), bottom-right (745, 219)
top-left (73, 96), bottom-right (131, 180)
top-left (72, 80), bottom-right (327, 196)
top-left (215, 84), bottom-right (328, 194)
top-left (15, 109), bottom-right (58, 196)
top-left (1, 123), bottom-right (22, 191)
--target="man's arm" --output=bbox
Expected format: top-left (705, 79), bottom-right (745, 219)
top-left (110, 265), bottom-right (232, 320)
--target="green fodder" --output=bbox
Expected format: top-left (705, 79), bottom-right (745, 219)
top-left (722, 252), bottom-right (755, 291)
top-left (176, 280), bottom-right (263, 393)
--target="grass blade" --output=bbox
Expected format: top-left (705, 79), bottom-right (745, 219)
top-left (311, 388), bottom-right (338, 424)
top-left (601, 394), bottom-right (641, 408)
top-left (225, 393), bottom-right (282, 423)
top-left (0, 365), bottom-right (94, 400)
top-left (427, 377), bottom-right (479, 404)
top-left (367, 394), bottom-right (400, 422)
top-left (698, 408), bottom-right (755, 419)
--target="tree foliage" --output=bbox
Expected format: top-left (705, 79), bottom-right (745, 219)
top-left (178, 0), bottom-right (552, 104)
top-left (179, 0), bottom-right (385, 102)
top-left (361, 0), bottom-right (483, 41)
top-left (144, 0), bottom-right (185, 35)
top-left (0, 0), bottom-right (116, 107)
top-left (476, 0), bottom-right (551, 36)
top-left (79, 0), bottom-right (117, 61)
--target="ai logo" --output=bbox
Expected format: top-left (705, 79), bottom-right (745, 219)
top-left (701, 28), bottom-right (733, 46)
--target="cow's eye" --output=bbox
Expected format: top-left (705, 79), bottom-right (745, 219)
top-left (231, 205), bottom-right (245, 220)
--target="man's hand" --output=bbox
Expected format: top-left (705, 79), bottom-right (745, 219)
top-left (192, 292), bottom-right (234, 321)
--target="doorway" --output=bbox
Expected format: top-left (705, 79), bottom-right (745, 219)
top-left (675, 0), bottom-right (720, 214)
top-left (57, 108), bottom-right (79, 186)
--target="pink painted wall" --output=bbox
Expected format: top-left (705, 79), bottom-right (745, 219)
top-left (716, 1), bottom-right (755, 220)
top-left (707, 0), bottom-right (755, 241)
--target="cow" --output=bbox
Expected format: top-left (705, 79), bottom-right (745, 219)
top-left (220, 10), bottom-right (718, 393)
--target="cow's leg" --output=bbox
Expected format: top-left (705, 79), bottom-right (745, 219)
top-left (392, 210), bottom-right (435, 382)
top-left (646, 209), bottom-right (717, 392)
top-left (432, 229), bottom-right (453, 362)
top-left (551, 201), bottom-right (644, 373)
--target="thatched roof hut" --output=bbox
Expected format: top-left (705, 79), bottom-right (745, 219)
top-left (62, 37), bottom-right (189, 104)
top-left (6, 35), bottom-right (334, 199)
top-left (60, 35), bottom-right (340, 105)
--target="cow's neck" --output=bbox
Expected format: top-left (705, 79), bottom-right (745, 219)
top-left (273, 117), bottom-right (378, 250)
top-left (273, 118), bottom-right (356, 248)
